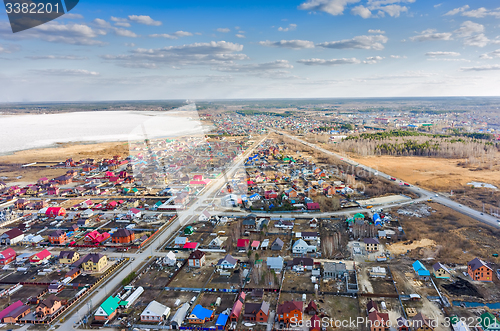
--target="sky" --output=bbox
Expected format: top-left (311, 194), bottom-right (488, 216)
top-left (1, 0), bottom-right (500, 102)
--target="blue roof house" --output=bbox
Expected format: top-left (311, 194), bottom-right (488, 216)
top-left (188, 304), bottom-right (214, 324)
top-left (412, 260), bottom-right (431, 280)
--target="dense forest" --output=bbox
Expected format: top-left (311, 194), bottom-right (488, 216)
top-left (338, 130), bottom-right (498, 160)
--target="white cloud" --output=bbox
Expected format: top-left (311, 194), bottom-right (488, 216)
top-left (114, 28), bottom-right (138, 38)
top-left (351, 5), bottom-right (372, 18)
top-left (298, 0), bottom-right (361, 15)
top-left (235, 34), bottom-right (246, 38)
top-left (217, 28), bottom-right (231, 33)
top-left (368, 29), bottom-right (385, 34)
top-left (425, 51), bottom-right (460, 57)
top-left (93, 18), bottom-right (111, 28)
top-left (410, 29), bottom-right (453, 42)
top-left (26, 55), bottom-right (87, 60)
top-left (434, 3), bottom-right (442, 8)
top-left (128, 15), bottom-right (162, 26)
top-left (461, 65), bottom-right (500, 71)
top-left (317, 34), bottom-right (388, 50)
top-left (278, 24), bottom-right (297, 32)
top-left (454, 21), bottom-right (484, 37)
top-left (213, 60), bottom-right (293, 72)
top-left (443, 5), bottom-right (469, 16)
top-left (115, 22), bottom-right (131, 28)
top-left (64, 13), bottom-right (84, 19)
top-left (480, 49), bottom-right (500, 59)
top-left (0, 44), bottom-right (20, 54)
top-left (390, 55), bottom-right (407, 58)
top-left (380, 4), bottom-right (408, 17)
top-left (444, 5), bottom-right (500, 18)
top-left (297, 57), bottom-right (361, 65)
top-left (102, 41), bottom-right (247, 68)
top-left (31, 69), bottom-right (100, 76)
top-left (0, 22), bottom-right (106, 45)
top-left (150, 31), bottom-right (193, 39)
top-left (259, 40), bottom-right (315, 49)
top-left (110, 16), bottom-right (128, 23)
top-left (364, 55), bottom-right (384, 64)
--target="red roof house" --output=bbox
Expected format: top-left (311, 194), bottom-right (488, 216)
top-left (30, 249), bottom-right (51, 265)
top-left (0, 248), bottom-right (16, 265)
top-left (237, 239), bottom-right (250, 250)
top-left (229, 292), bottom-right (246, 322)
top-left (45, 207), bottom-right (66, 217)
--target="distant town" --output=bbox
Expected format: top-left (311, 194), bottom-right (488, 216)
top-left (0, 99), bottom-right (499, 331)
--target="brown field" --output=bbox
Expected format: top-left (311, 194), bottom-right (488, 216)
top-left (396, 203), bottom-right (500, 265)
top-left (348, 155), bottom-right (500, 192)
top-left (0, 141), bottom-right (129, 183)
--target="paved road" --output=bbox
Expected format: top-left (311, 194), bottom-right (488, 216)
top-left (275, 129), bottom-right (500, 228)
top-left (58, 135), bottom-right (268, 330)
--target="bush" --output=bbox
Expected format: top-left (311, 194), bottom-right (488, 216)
top-left (122, 272), bottom-right (136, 286)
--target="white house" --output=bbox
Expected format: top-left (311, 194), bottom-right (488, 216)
top-left (0, 229), bottom-right (24, 245)
top-left (141, 300), bottom-right (170, 322)
top-left (164, 251), bottom-right (176, 266)
top-left (208, 237), bottom-right (224, 249)
top-left (266, 256), bottom-right (284, 271)
top-left (128, 208), bottom-right (142, 219)
top-left (81, 209), bottom-right (94, 219)
top-left (216, 254), bottom-right (238, 269)
top-left (198, 210), bottom-right (211, 222)
top-left (292, 239), bottom-right (316, 254)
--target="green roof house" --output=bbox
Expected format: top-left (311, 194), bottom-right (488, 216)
top-left (480, 312), bottom-right (500, 331)
top-left (184, 226), bottom-right (194, 235)
top-left (95, 296), bottom-right (121, 321)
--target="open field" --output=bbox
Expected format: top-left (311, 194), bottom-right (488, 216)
top-left (395, 202), bottom-right (500, 264)
top-left (0, 141), bottom-right (129, 183)
top-left (348, 155), bottom-right (500, 192)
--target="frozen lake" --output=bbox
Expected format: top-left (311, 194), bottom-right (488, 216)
top-left (0, 109), bottom-right (205, 154)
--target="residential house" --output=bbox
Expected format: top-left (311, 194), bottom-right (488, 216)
top-left (277, 301), bottom-right (303, 325)
top-left (36, 295), bottom-right (62, 318)
top-left (304, 301), bottom-right (318, 316)
top-left (140, 300), bottom-right (170, 322)
top-left (128, 208), bottom-right (142, 219)
top-left (112, 228), bottom-right (135, 244)
top-left (84, 230), bottom-right (111, 245)
top-left (309, 218), bottom-right (318, 228)
top-left (188, 250), bottom-right (206, 268)
top-left (48, 230), bottom-right (68, 245)
top-left (229, 292), bottom-right (246, 322)
top-left (184, 226), bottom-right (194, 236)
top-left (0, 248), bottom-right (16, 265)
top-left (267, 256), bottom-right (284, 271)
top-left (0, 301), bottom-right (24, 323)
top-left (45, 207), bottom-right (66, 217)
top-left (310, 314), bottom-right (321, 331)
top-left (242, 217), bottom-right (257, 230)
top-left (217, 254), bottom-right (238, 269)
top-left (188, 305), bottom-right (214, 324)
top-left (432, 262), bottom-right (451, 279)
top-left (292, 257), bottom-right (314, 271)
top-left (364, 238), bottom-right (380, 252)
top-left (244, 301), bottom-right (270, 322)
top-left (251, 240), bottom-right (260, 250)
top-left (468, 257), bottom-right (494, 281)
top-left (30, 249), bottom-right (51, 265)
top-left (81, 253), bottom-right (108, 272)
top-left (271, 238), bottom-right (284, 251)
top-left (237, 239), bottom-right (250, 251)
top-left (412, 260), bottom-right (431, 281)
top-left (198, 210), bottom-right (211, 222)
top-left (307, 203), bottom-right (320, 211)
top-left (2, 303), bottom-right (30, 323)
top-left (174, 237), bottom-right (188, 248)
top-left (368, 310), bottom-right (390, 331)
top-left (0, 228), bottom-right (24, 245)
top-left (163, 251), bottom-right (176, 266)
top-left (59, 251), bottom-right (80, 264)
top-left (411, 313), bottom-right (435, 331)
top-left (323, 262), bottom-right (347, 279)
top-left (397, 317), bottom-right (410, 331)
top-left (65, 267), bottom-right (81, 280)
top-left (208, 237), bottom-right (224, 249)
top-left (95, 296), bottom-right (121, 321)
top-left (292, 239), bottom-right (316, 255)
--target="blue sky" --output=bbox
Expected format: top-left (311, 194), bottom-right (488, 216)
top-left (1, 0), bottom-right (500, 101)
